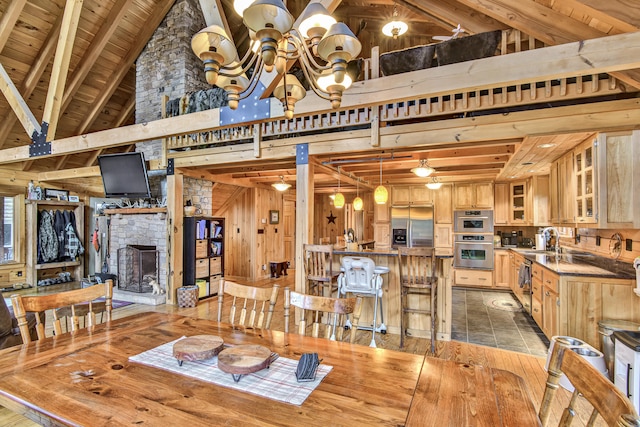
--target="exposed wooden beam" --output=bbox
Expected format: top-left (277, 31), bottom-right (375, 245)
top-left (570, 0), bottom-right (640, 29)
top-left (456, 0), bottom-right (640, 89)
top-left (42, 0), bottom-right (84, 141)
top-left (0, 0), bottom-right (28, 52)
top-left (37, 166), bottom-right (101, 181)
top-left (0, 12), bottom-right (63, 148)
top-left (60, 0), bottom-right (136, 113)
top-left (213, 186), bottom-right (248, 216)
top-left (0, 64), bottom-right (41, 139)
top-left (400, 0), bottom-right (507, 34)
top-left (74, 0), bottom-right (176, 135)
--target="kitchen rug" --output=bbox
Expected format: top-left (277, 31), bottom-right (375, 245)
top-left (484, 298), bottom-right (522, 312)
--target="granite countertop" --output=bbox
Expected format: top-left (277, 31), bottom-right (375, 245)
top-left (334, 249), bottom-right (398, 256)
top-left (510, 248), bottom-right (636, 279)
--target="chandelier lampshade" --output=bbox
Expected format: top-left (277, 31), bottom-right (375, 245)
top-left (411, 159), bottom-right (435, 177)
top-left (191, 25), bottom-right (238, 86)
top-left (273, 74), bottom-right (306, 120)
top-left (374, 158), bottom-right (388, 204)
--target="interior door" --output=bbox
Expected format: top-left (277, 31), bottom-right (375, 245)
top-left (283, 198), bottom-right (295, 270)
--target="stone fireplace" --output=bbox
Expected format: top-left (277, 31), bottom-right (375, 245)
top-left (117, 245), bottom-right (159, 293)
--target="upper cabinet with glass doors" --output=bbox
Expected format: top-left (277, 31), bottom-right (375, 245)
top-left (574, 138), bottom-right (597, 224)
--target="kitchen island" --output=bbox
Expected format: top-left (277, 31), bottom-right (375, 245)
top-left (333, 248), bottom-right (454, 342)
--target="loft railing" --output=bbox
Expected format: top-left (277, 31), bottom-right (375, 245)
top-left (165, 29), bottom-right (622, 152)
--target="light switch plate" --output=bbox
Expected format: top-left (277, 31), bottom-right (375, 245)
top-left (626, 239), bottom-right (633, 251)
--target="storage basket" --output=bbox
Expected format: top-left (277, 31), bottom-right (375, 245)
top-left (177, 285), bottom-right (199, 308)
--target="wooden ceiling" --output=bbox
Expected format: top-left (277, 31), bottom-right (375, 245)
top-left (1, 0), bottom-right (639, 194)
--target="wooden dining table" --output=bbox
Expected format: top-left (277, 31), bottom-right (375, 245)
top-left (0, 312), bottom-right (540, 426)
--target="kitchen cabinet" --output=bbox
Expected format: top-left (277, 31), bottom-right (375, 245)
top-left (454, 268), bottom-right (493, 288)
top-left (453, 182), bottom-right (494, 209)
top-left (542, 284), bottom-right (559, 338)
top-left (391, 185), bottom-right (434, 205)
top-left (25, 200), bottom-right (85, 289)
top-left (434, 224), bottom-right (453, 254)
top-left (391, 186), bottom-right (410, 205)
top-left (183, 216), bottom-right (225, 298)
top-left (493, 250), bottom-right (510, 288)
top-left (530, 175), bottom-right (550, 226)
top-left (550, 151), bottom-right (575, 224)
top-left (510, 181), bottom-right (528, 224)
top-left (595, 131), bottom-right (640, 228)
top-left (434, 184), bottom-right (452, 224)
top-left (374, 199), bottom-right (390, 222)
top-left (493, 183), bottom-right (509, 225)
top-left (510, 252), bottom-right (528, 311)
top-left (574, 138), bottom-right (597, 224)
top-left (373, 222), bottom-right (391, 249)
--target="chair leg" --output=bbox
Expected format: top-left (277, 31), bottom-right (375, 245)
top-left (377, 293), bottom-right (386, 333)
top-left (400, 288), bottom-right (406, 348)
top-left (369, 294), bottom-right (378, 348)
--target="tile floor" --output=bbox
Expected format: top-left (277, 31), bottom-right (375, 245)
top-left (451, 288), bottom-right (550, 357)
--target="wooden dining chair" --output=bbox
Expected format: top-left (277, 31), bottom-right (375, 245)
top-left (217, 279), bottom-right (279, 329)
top-left (11, 281), bottom-right (113, 344)
top-left (539, 340), bottom-right (640, 426)
top-left (284, 288), bottom-right (362, 343)
top-left (303, 244), bottom-right (339, 297)
top-left (397, 247), bottom-right (437, 351)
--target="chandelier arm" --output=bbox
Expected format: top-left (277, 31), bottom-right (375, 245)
top-left (219, 48), bottom-right (260, 78)
top-left (297, 58), bottom-right (334, 102)
top-left (287, 31), bottom-right (331, 71)
top-left (234, 58), bottom-right (267, 100)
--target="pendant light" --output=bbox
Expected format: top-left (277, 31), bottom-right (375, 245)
top-left (381, 4), bottom-right (408, 39)
top-left (353, 178), bottom-right (363, 211)
top-left (411, 159), bottom-right (435, 177)
top-left (374, 158), bottom-right (388, 204)
top-left (272, 175), bottom-right (291, 191)
top-left (334, 167), bottom-right (345, 208)
top-left (426, 176), bottom-right (442, 190)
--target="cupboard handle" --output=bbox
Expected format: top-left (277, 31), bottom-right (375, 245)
top-left (479, 278), bottom-right (487, 281)
top-left (627, 364), bottom-right (632, 398)
top-left (460, 276), bottom-right (469, 280)
top-left (545, 291), bottom-right (550, 297)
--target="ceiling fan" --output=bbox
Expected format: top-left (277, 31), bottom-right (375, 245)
top-left (433, 24), bottom-right (467, 41)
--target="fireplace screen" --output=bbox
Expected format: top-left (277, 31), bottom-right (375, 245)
top-left (117, 245), bottom-right (158, 293)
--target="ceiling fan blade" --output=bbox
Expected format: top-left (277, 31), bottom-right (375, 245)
top-left (433, 35), bottom-right (451, 41)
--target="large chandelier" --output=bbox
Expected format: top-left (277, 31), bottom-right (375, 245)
top-left (191, 1), bottom-right (362, 119)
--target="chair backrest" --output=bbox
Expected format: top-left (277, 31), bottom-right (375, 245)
top-left (303, 244), bottom-right (335, 283)
top-left (539, 341), bottom-right (640, 426)
top-left (339, 256), bottom-right (377, 294)
top-left (398, 246), bottom-right (436, 286)
top-left (284, 288), bottom-right (362, 343)
top-left (319, 237), bottom-right (331, 244)
top-left (217, 279), bottom-right (279, 329)
top-left (11, 281), bottom-right (113, 344)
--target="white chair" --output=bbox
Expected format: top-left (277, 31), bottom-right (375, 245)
top-left (338, 256), bottom-right (386, 347)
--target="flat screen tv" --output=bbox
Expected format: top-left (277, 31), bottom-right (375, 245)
top-left (98, 152), bottom-right (151, 198)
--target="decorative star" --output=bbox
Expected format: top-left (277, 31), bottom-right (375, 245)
top-left (326, 210), bottom-right (336, 224)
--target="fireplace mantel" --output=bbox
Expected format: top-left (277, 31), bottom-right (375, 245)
top-left (103, 207), bottom-right (167, 215)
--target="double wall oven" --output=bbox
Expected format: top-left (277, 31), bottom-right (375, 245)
top-left (453, 210), bottom-right (494, 270)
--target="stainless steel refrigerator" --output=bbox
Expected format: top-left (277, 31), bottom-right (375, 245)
top-left (390, 205), bottom-right (434, 248)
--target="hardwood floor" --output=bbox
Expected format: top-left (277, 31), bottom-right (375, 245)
top-left (1, 274), bottom-right (593, 426)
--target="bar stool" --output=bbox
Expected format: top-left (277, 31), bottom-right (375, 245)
top-left (397, 247), bottom-right (437, 351)
top-left (338, 256), bottom-right (387, 347)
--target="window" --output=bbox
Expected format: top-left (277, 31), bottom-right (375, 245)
top-left (1, 195), bottom-right (16, 263)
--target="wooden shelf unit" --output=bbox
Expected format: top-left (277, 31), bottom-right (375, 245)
top-left (25, 200), bottom-right (85, 290)
top-left (183, 216), bottom-right (224, 299)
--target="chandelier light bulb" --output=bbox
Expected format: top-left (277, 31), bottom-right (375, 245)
top-left (426, 177), bottom-right (443, 190)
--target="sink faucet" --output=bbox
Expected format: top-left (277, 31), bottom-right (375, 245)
top-left (542, 227), bottom-right (561, 257)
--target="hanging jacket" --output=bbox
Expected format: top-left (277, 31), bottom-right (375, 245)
top-left (53, 210), bottom-right (66, 260)
top-left (38, 210), bottom-right (58, 263)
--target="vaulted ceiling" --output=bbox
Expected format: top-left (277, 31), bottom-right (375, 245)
top-left (0, 0), bottom-right (639, 194)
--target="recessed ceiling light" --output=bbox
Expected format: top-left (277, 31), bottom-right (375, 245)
top-left (538, 143), bottom-right (556, 149)
top-left (521, 162), bottom-right (533, 166)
